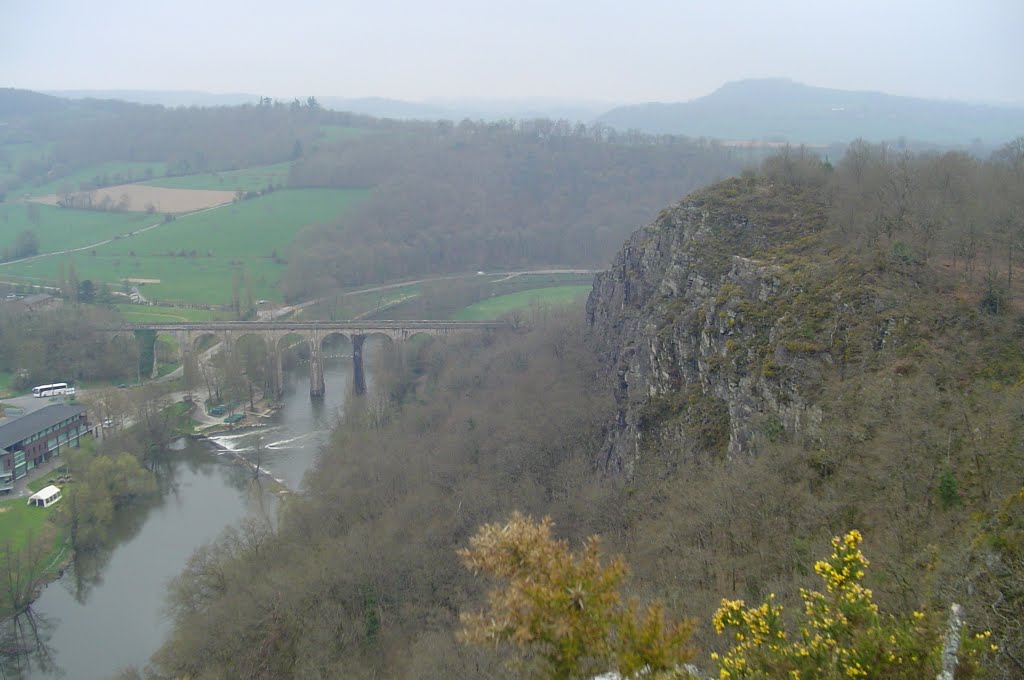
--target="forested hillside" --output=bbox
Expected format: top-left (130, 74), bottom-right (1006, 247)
top-left (143, 140), bottom-right (1024, 679)
top-left (2, 89), bottom-right (744, 307)
top-left (283, 121), bottom-right (742, 296)
top-left (0, 89), bottom-right (375, 194)
top-left (150, 316), bottom-right (612, 678)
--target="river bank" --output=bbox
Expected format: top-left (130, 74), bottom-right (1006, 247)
top-left (0, 457), bottom-right (76, 620)
top-left (0, 385), bottom-right (286, 614)
top-left (3, 349), bottom-right (365, 678)
top-left (2, 442), bottom-right (269, 679)
top-left (0, 394), bottom-right (267, 622)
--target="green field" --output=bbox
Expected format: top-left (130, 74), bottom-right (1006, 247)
top-left (0, 496), bottom-right (57, 554)
top-left (0, 495), bottom-right (67, 615)
top-left (114, 304), bottom-right (231, 322)
top-left (453, 285), bottom-right (592, 320)
top-left (0, 141), bottom-right (53, 189)
top-left (300, 272), bottom-right (597, 321)
top-left (2, 188), bottom-right (366, 304)
top-left (489, 272), bottom-right (595, 291)
top-left (15, 161), bottom-right (169, 198)
top-left (0, 202), bottom-right (158, 256)
top-left (142, 162), bottom-right (292, 192)
top-left (298, 284), bottom-right (422, 320)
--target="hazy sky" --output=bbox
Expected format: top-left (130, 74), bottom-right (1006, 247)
top-left (2, 0), bottom-right (1022, 105)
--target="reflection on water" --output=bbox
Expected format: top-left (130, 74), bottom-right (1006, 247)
top-left (12, 444), bottom-right (264, 680)
top-left (7, 352), bottom-right (374, 679)
top-left (0, 610), bottom-right (60, 678)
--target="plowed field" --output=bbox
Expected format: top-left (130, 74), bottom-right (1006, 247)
top-left (30, 184), bottom-right (236, 213)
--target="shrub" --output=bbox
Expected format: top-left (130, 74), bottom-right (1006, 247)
top-left (711, 530), bottom-right (993, 679)
top-left (458, 513), bottom-right (695, 679)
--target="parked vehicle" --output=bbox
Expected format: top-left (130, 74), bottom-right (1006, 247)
top-left (32, 383), bottom-right (68, 398)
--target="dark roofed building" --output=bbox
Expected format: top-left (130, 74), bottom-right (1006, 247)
top-left (0, 403), bottom-right (90, 493)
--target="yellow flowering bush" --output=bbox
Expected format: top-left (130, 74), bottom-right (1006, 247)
top-left (457, 512), bottom-right (695, 680)
top-left (712, 531), bottom-right (992, 679)
top-left (459, 520), bottom-right (995, 679)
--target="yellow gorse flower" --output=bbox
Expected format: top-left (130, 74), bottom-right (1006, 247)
top-left (709, 530), bottom-right (994, 678)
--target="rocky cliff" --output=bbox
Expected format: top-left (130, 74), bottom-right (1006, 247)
top-left (584, 171), bottom-right (1024, 678)
top-left (586, 178), bottom-right (834, 475)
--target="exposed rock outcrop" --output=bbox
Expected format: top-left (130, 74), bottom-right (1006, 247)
top-left (587, 180), bottom-right (828, 475)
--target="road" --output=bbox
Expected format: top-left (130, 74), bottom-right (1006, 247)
top-left (0, 392), bottom-right (73, 418)
top-left (258, 268), bottom-right (599, 320)
top-left (0, 202), bottom-right (232, 291)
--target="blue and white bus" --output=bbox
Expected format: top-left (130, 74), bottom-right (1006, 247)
top-left (32, 383), bottom-right (70, 398)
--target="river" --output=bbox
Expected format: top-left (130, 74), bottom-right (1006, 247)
top-left (1, 346), bottom-right (374, 680)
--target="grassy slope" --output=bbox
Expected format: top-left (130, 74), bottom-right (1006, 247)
top-left (0, 497), bottom-right (57, 554)
top-left (114, 304), bottom-right (231, 322)
top-left (0, 141), bottom-right (53, 189)
top-left (141, 162), bottom-right (292, 192)
top-left (297, 272), bottom-right (594, 321)
top-left (453, 285), bottom-right (591, 320)
top-left (2, 188), bottom-right (366, 304)
top-left (298, 284), bottom-right (422, 320)
top-left (0, 202), bottom-right (157, 254)
top-left (15, 161), bottom-right (169, 197)
top-left (303, 273), bottom-right (596, 320)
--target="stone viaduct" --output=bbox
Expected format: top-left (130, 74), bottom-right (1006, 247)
top-left (108, 320), bottom-right (510, 398)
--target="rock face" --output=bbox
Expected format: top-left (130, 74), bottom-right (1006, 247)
top-left (586, 180), bottom-right (826, 476)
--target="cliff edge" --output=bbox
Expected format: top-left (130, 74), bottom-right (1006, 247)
top-left (587, 177), bottom-right (845, 474)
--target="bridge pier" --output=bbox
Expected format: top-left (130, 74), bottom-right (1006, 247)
top-left (274, 348), bottom-right (284, 399)
top-left (309, 335), bottom-right (326, 399)
top-left (352, 334), bottom-right (366, 395)
top-left (178, 330), bottom-right (198, 395)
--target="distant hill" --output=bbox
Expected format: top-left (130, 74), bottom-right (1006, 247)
top-left (0, 88), bottom-right (71, 118)
top-left (597, 78), bottom-right (1024, 146)
top-left (45, 89), bottom-right (260, 108)
top-left (45, 90), bottom-right (609, 122)
top-left (44, 90), bottom-right (453, 118)
top-left (321, 96), bottom-right (612, 122)
top-left (0, 88), bottom-right (147, 137)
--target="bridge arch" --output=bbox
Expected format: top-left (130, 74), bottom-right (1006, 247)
top-left (190, 331), bottom-right (222, 355)
top-left (231, 331), bottom-right (269, 354)
top-left (229, 332), bottom-right (274, 409)
top-left (319, 331), bottom-right (353, 357)
top-left (151, 331), bottom-right (182, 379)
top-left (360, 331), bottom-right (395, 345)
top-left (257, 331), bottom-right (310, 399)
top-left (179, 331), bottom-right (222, 395)
top-left (275, 332), bottom-right (308, 356)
